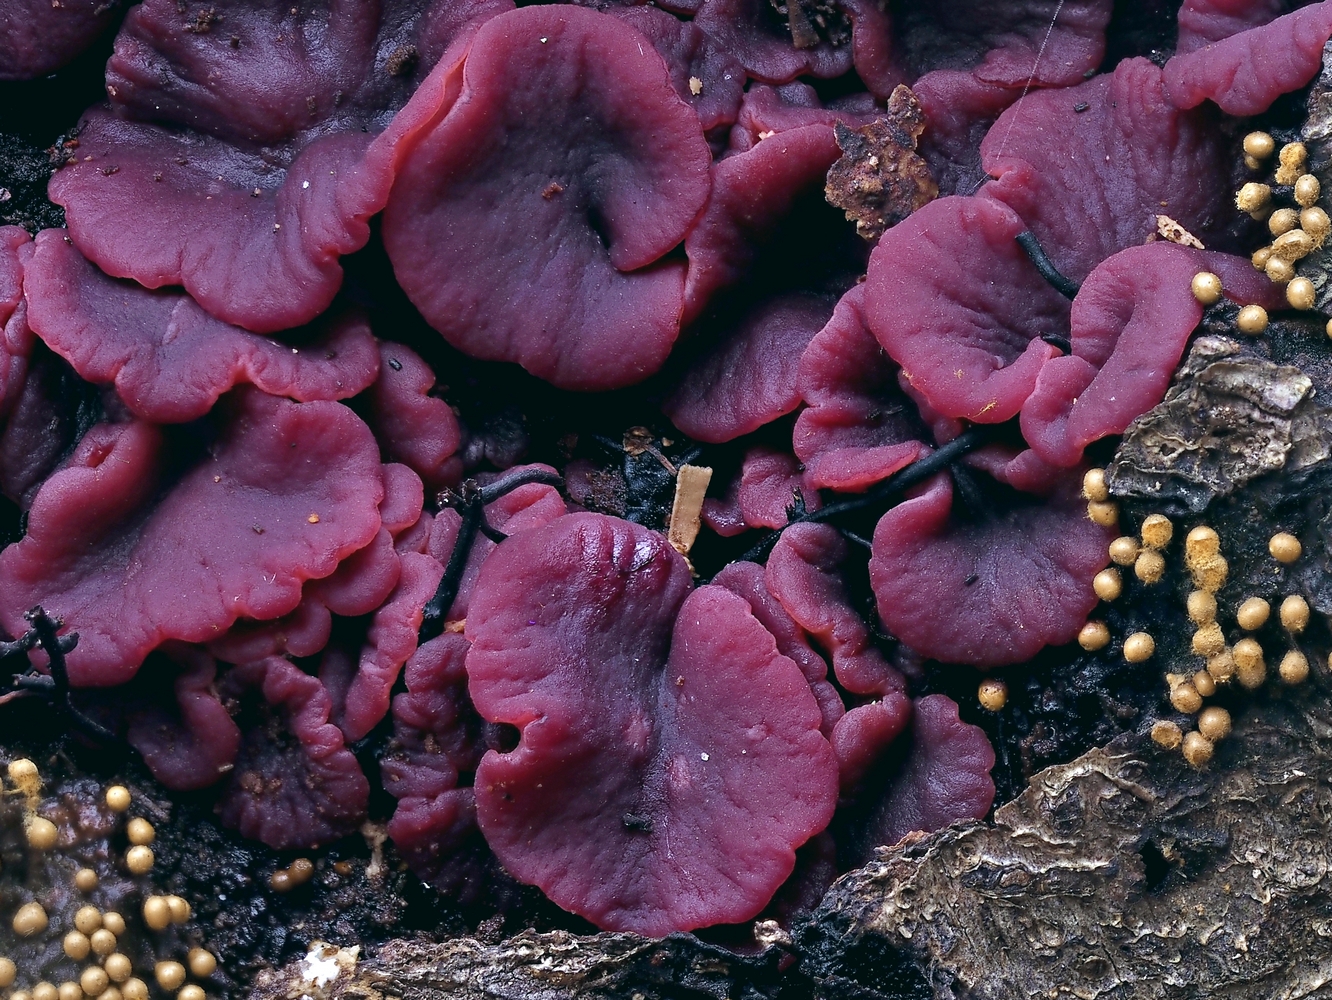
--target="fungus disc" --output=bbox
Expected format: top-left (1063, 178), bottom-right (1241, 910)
top-left (382, 5), bottom-right (711, 390)
top-left (465, 512), bottom-right (838, 935)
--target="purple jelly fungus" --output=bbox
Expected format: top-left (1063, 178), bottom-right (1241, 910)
top-left (466, 512), bottom-right (838, 934)
top-left (381, 5), bottom-right (711, 390)
top-left (869, 471), bottom-right (1115, 667)
top-left (24, 230), bottom-right (380, 422)
top-left (0, 389), bottom-right (384, 686)
top-left (49, 0), bottom-right (512, 332)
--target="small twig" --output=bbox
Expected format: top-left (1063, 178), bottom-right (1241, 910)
top-left (1016, 231), bottom-right (1080, 300)
top-left (23, 607), bottom-right (116, 743)
top-left (478, 468), bottom-right (563, 505)
top-left (420, 471), bottom-right (566, 643)
top-left (1040, 333), bottom-right (1072, 354)
top-left (728, 426), bottom-right (997, 568)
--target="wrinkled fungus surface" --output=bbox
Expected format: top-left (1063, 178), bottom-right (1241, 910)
top-left (869, 473), bottom-right (1113, 666)
top-left (217, 656), bottom-right (370, 849)
top-left (0, 0), bottom-right (119, 80)
top-left (1019, 244), bottom-right (1286, 467)
top-left (865, 195), bottom-right (1066, 424)
top-left (664, 292), bottom-right (835, 444)
top-left (1164, 1), bottom-right (1332, 115)
top-left (383, 5), bottom-right (711, 389)
top-left (0, 389), bottom-right (383, 685)
top-left (794, 282), bottom-right (927, 492)
top-left (49, 0), bottom-right (510, 332)
top-left (466, 513), bottom-right (838, 934)
top-left (851, 694), bottom-right (994, 858)
top-left (25, 230), bottom-right (380, 422)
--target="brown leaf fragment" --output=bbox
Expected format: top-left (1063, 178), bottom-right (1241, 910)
top-left (825, 85), bottom-right (938, 241)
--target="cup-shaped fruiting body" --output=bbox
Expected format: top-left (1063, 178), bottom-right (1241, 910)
top-left (1078, 621), bottom-right (1111, 650)
top-left (1280, 650), bottom-right (1310, 684)
top-left (1185, 526), bottom-right (1227, 593)
top-left (1295, 174), bottom-right (1321, 208)
top-left (1182, 731), bottom-right (1214, 767)
top-left (977, 679), bottom-right (1007, 712)
top-left (187, 950), bottom-right (217, 979)
top-left (125, 845), bottom-right (154, 874)
top-left (1234, 638), bottom-right (1266, 689)
top-left (1270, 532), bottom-right (1301, 563)
top-left (1082, 468), bottom-right (1109, 502)
top-left (13, 902), bottom-right (48, 936)
top-left (1169, 681), bottom-right (1202, 713)
top-left (1093, 569), bottom-right (1122, 601)
top-left (1108, 536), bottom-right (1139, 566)
top-left (1281, 595), bottom-right (1310, 632)
top-left (1235, 305), bottom-right (1268, 335)
top-left (1236, 597), bottom-right (1270, 630)
top-left (104, 786), bottom-right (131, 812)
top-left (1187, 590), bottom-right (1217, 625)
top-left (1191, 622), bottom-right (1226, 658)
top-left (154, 962), bottom-right (186, 992)
top-left (1244, 131), bottom-right (1275, 160)
top-left (1265, 257), bottom-right (1295, 284)
top-left (1124, 632), bottom-right (1155, 663)
top-left (1140, 514), bottom-right (1173, 550)
top-left (1087, 501), bottom-right (1118, 527)
top-left (1302, 206), bottom-right (1330, 242)
top-left (1151, 720), bottom-right (1183, 749)
top-left (1288, 278), bottom-right (1316, 310)
top-left (1197, 705), bottom-right (1232, 742)
top-left (1269, 207), bottom-right (1299, 236)
top-left (1236, 182), bottom-right (1272, 213)
top-left (1207, 649), bottom-right (1236, 684)
top-left (1135, 550), bottom-right (1166, 584)
top-left (1191, 272), bottom-right (1223, 305)
top-left (1276, 142), bottom-right (1307, 185)
top-left (1272, 229), bottom-right (1314, 261)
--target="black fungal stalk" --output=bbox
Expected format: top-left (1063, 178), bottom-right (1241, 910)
top-left (1016, 230), bottom-right (1081, 300)
top-left (1, 606), bottom-right (115, 742)
top-left (418, 468), bottom-right (566, 643)
top-left (728, 424), bottom-right (998, 568)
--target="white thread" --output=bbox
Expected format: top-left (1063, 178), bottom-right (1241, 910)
top-left (962, 0), bottom-right (1067, 196)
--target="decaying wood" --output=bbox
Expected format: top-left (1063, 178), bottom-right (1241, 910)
top-left (817, 687), bottom-right (1332, 999)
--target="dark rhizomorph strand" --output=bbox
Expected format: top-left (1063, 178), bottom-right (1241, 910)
top-left (729, 424), bottom-right (997, 568)
top-left (1016, 231), bottom-right (1081, 301)
top-left (1, 607), bottom-right (115, 742)
top-left (418, 468), bottom-right (566, 643)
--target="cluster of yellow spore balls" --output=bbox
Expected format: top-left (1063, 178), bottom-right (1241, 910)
top-left (1078, 469), bottom-right (1314, 767)
top-left (0, 763), bottom-right (216, 1000)
top-left (1233, 132), bottom-right (1331, 324)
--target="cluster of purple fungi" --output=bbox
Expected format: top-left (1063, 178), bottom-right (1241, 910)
top-left (0, 0), bottom-right (1325, 938)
